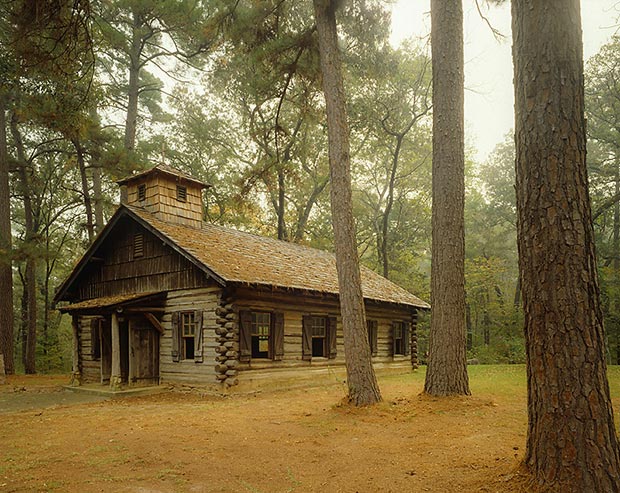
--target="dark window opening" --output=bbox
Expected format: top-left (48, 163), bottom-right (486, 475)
top-left (176, 185), bottom-right (187, 202)
top-left (311, 316), bottom-right (327, 357)
top-left (251, 312), bottom-right (271, 358)
top-left (367, 319), bottom-right (377, 356)
top-left (91, 319), bottom-right (101, 360)
top-left (134, 233), bottom-right (144, 258)
top-left (181, 311), bottom-right (197, 360)
top-left (138, 183), bottom-right (146, 202)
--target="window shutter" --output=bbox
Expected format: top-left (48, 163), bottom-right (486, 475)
top-left (391, 322), bottom-right (397, 356)
top-left (273, 312), bottom-right (284, 361)
top-left (194, 310), bottom-right (204, 363)
top-left (328, 317), bottom-right (337, 359)
top-left (403, 322), bottom-right (410, 356)
top-left (302, 315), bottom-right (312, 361)
top-left (90, 318), bottom-right (101, 359)
top-left (171, 312), bottom-right (180, 362)
top-left (368, 320), bottom-right (378, 356)
top-left (239, 310), bottom-right (252, 362)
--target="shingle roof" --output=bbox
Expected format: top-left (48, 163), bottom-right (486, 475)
top-left (116, 163), bottom-right (209, 188)
top-left (127, 205), bottom-right (429, 310)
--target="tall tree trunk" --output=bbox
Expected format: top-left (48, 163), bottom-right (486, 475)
top-left (0, 96), bottom-right (14, 375)
top-left (10, 113), bottom-right (37, 374)
top-left (277, 168), bottom-right (286, 240)
top-left (73, 139), bottom-right (95, 243)
top-left (613, 160), bottom-right (620, 365)
top-left (312, 0), bottom-right (381, 406)
top-left (512, 1), bottom-right (620, 489)
top-left (124, 9), bottom-right (142, 153)
top-left (424, 0), bottom-right (470, 396)
top-left (380, 136), bottom-right (403, 279)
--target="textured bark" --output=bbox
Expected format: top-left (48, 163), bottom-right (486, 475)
top-left (313, 0), bottom-right (381, 406)
top-left (424, 0), bottom-right (470, 396)
top-left (124, 8), bottom-right (141, 152)
top-left (512, 1), bottom-right (620, 490)
top-left (0, 97), bottom-right (14, 375)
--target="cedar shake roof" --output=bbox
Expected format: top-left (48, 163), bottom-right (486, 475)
top-left (59, 292), bottom-right (165, 313)
top-left (127, 205), bottom-right (430, 310)
top-left (116, 164), bottom-right (210, 188)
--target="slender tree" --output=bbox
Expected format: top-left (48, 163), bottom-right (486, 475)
top-left (312, 0), bottom-right (381, 406)
top-left (512, 0), bottom-right (620, 489)
top-left (0, 94), bottom-right (14, 375)
top-left (424, 0), bottom-right (470, 396)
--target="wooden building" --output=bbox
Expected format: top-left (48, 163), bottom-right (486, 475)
top-left (54, 165), bottom-right (429, 390)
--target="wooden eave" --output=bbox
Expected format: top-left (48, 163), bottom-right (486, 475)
top-left (53, 206), bottom-right (226, 304)
top-left (116, 164), bottom-right (210, 188)
top-left (57, 292), bottom-right (166, 314)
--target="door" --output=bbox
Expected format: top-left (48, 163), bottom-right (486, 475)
top-left (129, 317), bottom-right (160, 385)
top-left (100, 318), bottom-right (112, 384)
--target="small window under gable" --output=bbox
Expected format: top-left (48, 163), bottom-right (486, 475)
top-left (138, 183), bottom-right (146, 202)
top-left (176, 184), bottom-right (187, 202)
top-left (134, 233), bottom-right (144, 258)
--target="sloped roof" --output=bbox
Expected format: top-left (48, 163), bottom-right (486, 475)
top-left (126, 205), bottom-right (429, 309)
top-left (116, 163), bottom-right (209, 188)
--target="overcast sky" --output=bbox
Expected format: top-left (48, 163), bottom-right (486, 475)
top-left (390, 0), bottom-right (620, 162)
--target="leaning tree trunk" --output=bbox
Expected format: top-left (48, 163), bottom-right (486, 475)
top-left (124, 8), bottom-right (142, 153)
top-left (424, 0), bottom-right (470, 396)
top-left (312, 0), bottom-right (381, 406)
top-left (73, 138), bottom-right (95, 243)
top-left (512, 0), bottom-right (620, 489)
top-left (0, 96), bottom-right (14, 375)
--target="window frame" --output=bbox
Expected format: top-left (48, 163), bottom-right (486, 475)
top-left (250, 311), bottom-right (272, 359)
top-left (180, 311), bottom-right (197, 360)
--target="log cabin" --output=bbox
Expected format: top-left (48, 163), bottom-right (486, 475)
top-left (54, 164), bottom-right (429, 390)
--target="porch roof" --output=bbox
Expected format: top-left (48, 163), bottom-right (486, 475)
top-left (59, 292), bottom-right (165, 313)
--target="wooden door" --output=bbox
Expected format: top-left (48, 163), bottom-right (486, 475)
top-left (130, 318), bottom-right (160, 385)
top-left (100, 318), bottom-right (112, 384)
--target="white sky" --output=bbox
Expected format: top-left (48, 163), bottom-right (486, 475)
top-left (390, 0), bottom-right (620, 162)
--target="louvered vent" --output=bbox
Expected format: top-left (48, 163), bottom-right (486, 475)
top-left (176, 185), bottom-right (187, 202)
top-left (138, 183), bottom-right (146, 202)
top-left (134, 233), bottom-right (144, 258)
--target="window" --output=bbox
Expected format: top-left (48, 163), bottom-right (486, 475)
top-left (239, 310), bottom-right (284, 362)
top-left (171, 310), bottom-right (203, 362)
top-left (367, 319), bottom-right (378, 356)
top-left (392, 321), bottom-right (409, 356)
top-left (134, 233), bottom-right (144, 258)
top-left (311, 316), bottom-right (327, 357)
top-left (180, 311), bottom-right (197, 360)
top-left (137, 183), bottom-right (146, 202)
top-left (251, 312), bottom-right (271, 358)
top-left (302, 315), bottom-right (336, 360)
top-left (176, 185), bottom-right (187, 202)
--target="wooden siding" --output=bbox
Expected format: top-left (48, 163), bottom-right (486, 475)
top-left (77, 217), bottom-right (210, 300)
top-left (79, 315), bottom-right (101, 384)
top-left (159, 287), bottom-right (221, 384)
top-left (124, 174), bottom-right (203, 227)
top-left (233, 288), bottom-right (414, 374)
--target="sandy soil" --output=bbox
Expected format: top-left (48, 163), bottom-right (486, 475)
top-left (0, 370), bottom-right (531, 492)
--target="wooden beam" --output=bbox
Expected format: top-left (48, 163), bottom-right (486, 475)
top-left (110, 312), bottom-right (122, 390)
top-left (144, 312), bottom-right (164, 335)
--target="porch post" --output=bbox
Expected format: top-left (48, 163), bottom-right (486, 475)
top-left (110, 312), bottom-right (122, 390)
top-left (70, 315), bottom-right (81, 386)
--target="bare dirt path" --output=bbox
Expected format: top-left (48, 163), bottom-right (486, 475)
top-left (0, 367), bottom-right (574, 492)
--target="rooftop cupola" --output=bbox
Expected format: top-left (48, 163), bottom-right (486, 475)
top-left (117, 164), bottom-right (209, 228)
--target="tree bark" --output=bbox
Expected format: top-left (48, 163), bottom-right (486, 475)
top-left (124, 8), bottom-right (142, 153)
top-left (73, 138), bottom-right (95, 243)
top-left (312, 0), bottom-right (381, 406)
top-left (424, 0), bottom-right (470, 396)
top-left (512, 1), bottom-right (620, 489)
top-left (10, 113), bottom-right (37, 374)
top-left (0, 96), bottom-right (14, 375)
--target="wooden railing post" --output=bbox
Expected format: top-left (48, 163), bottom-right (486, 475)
top-left (110, 312), bottom-right (122, 390)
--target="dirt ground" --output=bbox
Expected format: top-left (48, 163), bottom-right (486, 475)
top-left (0, 367), bottom-right (571, 492)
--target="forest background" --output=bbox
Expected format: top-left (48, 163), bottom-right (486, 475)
top-left (2, 0), bottom-right (620, 374)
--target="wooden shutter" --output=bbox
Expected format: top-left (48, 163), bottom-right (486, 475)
top-left (273, 312), bottom-right (284, 361)
top-left (391, 322), bottom-right (397, 356)
top-left (239, 310), bottom-right (252, 362)
top-left (302, 315), bottom-right (312, 361)
top-left (403, 322), bottom-right (410, 356)
top-left (194, 310), bottom-right (204, 363)
top-left (90, 318), bottom-right (101, 360)
top-left (368, 320), bottom-right (378, 356)
top-left (328, 317), bottom-right (337, 359)
top-left (171, 312), bottom-right (180, 362)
